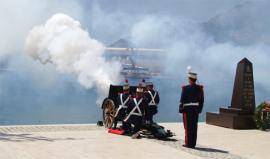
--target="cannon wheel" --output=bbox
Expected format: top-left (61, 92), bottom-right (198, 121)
top-left (102, 98), bottom-right (116, 128)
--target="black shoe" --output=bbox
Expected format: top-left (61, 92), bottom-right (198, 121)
top-left (182, 144), bottom-right (195, 149)
top-left (123, 130), bottom-right (132, 135)
top-left (97, 121), bottom-right (103, 126)
top-left (182, 144), bottom-right (188, 148)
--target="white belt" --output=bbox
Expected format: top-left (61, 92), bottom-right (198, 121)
top-left (114, 94), bottom-right (130, 117)
top-left (124, 98), bottom-right (143, 122)
top-left (119, 105), bottom-right (127, 108)
top-left (148, 91), bottom-right (157, 106)
top-left (183, 102), bottom-right (199, 106)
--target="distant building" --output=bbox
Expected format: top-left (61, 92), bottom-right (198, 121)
top-left (105, 39), bottom-right (164, 79)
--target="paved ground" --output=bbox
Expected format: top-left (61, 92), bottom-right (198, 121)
top-left (0, 123), bottom-right (269, 159)
top-left (162, 123), bottom-right (270, 159)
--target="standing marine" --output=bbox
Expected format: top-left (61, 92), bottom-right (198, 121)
top-left (144, 82), bottom-right (160, 124)
top-left (179, 67), bottom-right (204, 148)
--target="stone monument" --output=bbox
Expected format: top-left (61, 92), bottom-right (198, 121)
top-left (206, 58), bottom-right (256, 129)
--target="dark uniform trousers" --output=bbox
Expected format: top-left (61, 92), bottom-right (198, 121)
top-left (183, 107), bottom-right (199, 147)
top-left (179, 84), bottom-right (204, 148)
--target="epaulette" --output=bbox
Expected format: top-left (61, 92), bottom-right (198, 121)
top-left (198, 85), bottom-right (204, 89)
top-left (182, 85), bottom-right (187, 89)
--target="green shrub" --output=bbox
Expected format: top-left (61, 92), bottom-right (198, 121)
top-left (254, 101), bottom-right (270, 130)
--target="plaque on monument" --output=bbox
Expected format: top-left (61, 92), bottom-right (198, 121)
top-left (206, 58), bottom-right (256, 129)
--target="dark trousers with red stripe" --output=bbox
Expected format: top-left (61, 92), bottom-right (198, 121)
top-left (183, 111), bottom-right (199, 148)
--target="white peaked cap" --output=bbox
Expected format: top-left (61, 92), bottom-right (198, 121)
top-left (136, 82), bottom-right (144, 93)
top-left (123, 79), bottom-right (129, 90)
top-left (136, 87), bottom-right (144, 93)
top-left (187, 66), bottom-right (197, 79)
top-left (146, 82), bottom-right (153, 86)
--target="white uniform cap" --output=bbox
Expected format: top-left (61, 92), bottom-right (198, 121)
top-left (187, 66), bottom-right (197, 79)
top-left (188, 72), bottom-right (197, 79)
top-left (146, 82), bottom-right (153, 86)
top-left (123, 79), bottom-right (129, 90)
top-left (136, 87), bottom-right (144, 93)
top-left (123, 84), bottom-right (129, 90)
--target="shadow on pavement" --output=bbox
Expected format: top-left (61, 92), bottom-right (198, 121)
top-left (157, 138), bottom-right (178, 142)
top-left (0, 132), bottom-right (79, 142)
top-left (195, 147), bottom-right (229, 153)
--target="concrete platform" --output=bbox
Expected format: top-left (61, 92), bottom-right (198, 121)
top-left (0, 123), bottom-right (269, 159)
top-left (206, 111), bottom-right (255, 129)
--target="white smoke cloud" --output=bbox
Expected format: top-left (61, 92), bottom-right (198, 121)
top-left (87, 3), bottom-right (135, 44)
top-left (130, 14), bottom-right (270, 112)
top-left (0, 0), bottom-right (84, 56)
top-left (25, 13), bottom-right (122, 104)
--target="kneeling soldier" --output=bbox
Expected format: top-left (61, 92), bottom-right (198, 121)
top-left (179, 68), bottom-right (204, 148)
top-left (113, 80), bottom-right (131, 131)
top-left (124, 84), bottom-right (147, 139)
top-left (144, 82), bottom-right (160, 124)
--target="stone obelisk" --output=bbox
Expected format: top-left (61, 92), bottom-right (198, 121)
top-left (206, 58), bottom-right (256, 129)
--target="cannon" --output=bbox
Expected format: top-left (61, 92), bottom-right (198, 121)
top-left (101, 85), bottom-right (174, 139)
top-left (101, 85), bottom-right (137, 128)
